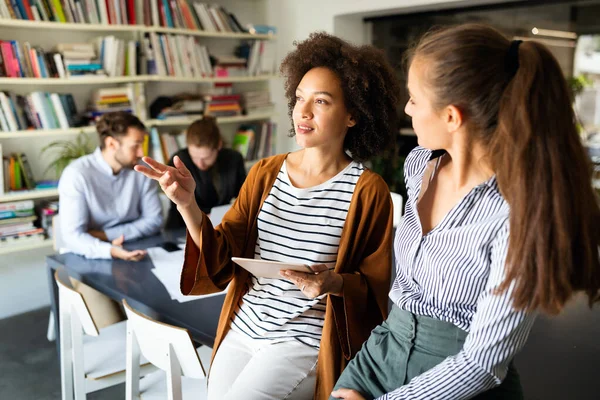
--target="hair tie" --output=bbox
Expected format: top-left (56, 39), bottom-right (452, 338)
top-left (505, 40), bottom-right (522, 79)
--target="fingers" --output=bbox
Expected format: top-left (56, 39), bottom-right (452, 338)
top-left (330, 389), bottom-right (360, 400)
top-left (159, 170), bottom-right (179, 189)
top-left (112, 234), bottom-right (124, 247)
top-left (310, 264), bottom-right (329, 273)
top-left (134, 164), bottom-right (162, 180)
top-left (279, 270), bottom-right (307, 284)
top-left (141, 156), bottom-right (169, 173)
top-left (173, 156), bottom-right (191, 176)
top-left (126, 249), bottom-right (147, 261)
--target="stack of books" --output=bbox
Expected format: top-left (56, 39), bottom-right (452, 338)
top-left (242, 91), bottom-right (274, 115)
top-left (203, 93), bottom-right (242, 117)
top-left (57, 42), bottom-right (105, 79)
top-left (0, 200), bottom-right (45, 249)
top-left (156, 98), bottom-right (204, 120)
top-left (40, 200), bottom-right (58, 239)
top-left (213, 55), bottom-right (247, 78)
top-left (0, 90), bottom-right (79, 131)
top-left (85, 84), bottom-right (146, 122)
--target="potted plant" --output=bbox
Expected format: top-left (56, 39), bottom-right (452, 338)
top-left (41, 131), bottom-right (94, 178)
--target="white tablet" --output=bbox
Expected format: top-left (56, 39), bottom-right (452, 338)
top-left (232, 257), bottom-right (314, 279)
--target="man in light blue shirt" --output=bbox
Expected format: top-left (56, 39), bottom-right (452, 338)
top-left (58, 112), bottom-right (163, 260)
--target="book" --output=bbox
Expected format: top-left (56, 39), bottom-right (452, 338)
top-left (0, 144), bottom-right (3, 196)
top-left (16, 153), bottom-right (36, 190)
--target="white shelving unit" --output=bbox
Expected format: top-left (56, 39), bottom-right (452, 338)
top-left (0, 239), bottom-right (53, 255)
top-left (0, 2), bottom-right (277, 255)
top-left (0, 18), bottom-right (275, 40)
top-left (0, 188), bottom-right (59, 202)
top-left (0, 74), bottom-right (277, 86)
top-left (0, 113), bottom-right (276, 139)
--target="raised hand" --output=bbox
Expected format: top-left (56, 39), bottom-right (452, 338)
top-left (134, 156), bottom-right (196, 208)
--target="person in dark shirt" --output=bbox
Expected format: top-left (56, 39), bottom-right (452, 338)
top-left (165, 116), bottom-right (246, 229)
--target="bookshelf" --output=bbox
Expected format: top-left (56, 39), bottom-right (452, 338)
top-left (0, 112), bottom-right (277, 139)
top-left (0, 74), bottom-right (277, 86)
top-left (0, 19), bottom-right (276, 40)
top-left (0, 188), bottom-right (59, 202)
top-left (0, 0), bottom-right (278, 255)
top-left (0, 238), bottom-right (53, 255)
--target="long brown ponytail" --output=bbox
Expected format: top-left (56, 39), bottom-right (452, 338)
top-left (409, 24), bottom-right (600, 314)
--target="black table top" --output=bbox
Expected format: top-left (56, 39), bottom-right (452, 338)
top-left (47, 231), bottom-right (224, 347)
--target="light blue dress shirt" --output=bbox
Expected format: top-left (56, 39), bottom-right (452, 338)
top-left (58, 147), bottom-right (163, 259)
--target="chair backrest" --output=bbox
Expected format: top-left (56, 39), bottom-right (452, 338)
top-left (54, 267), bottom-right (99, 337)
top-left (123, 300), bottom-right (205, 379)
top-left (52, 214), bottom-right (67, 254)
top-left (390, 192), bottom-right (404, 227)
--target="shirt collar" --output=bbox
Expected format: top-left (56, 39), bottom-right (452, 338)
top-left (93, 147), bottom-right (117, 177)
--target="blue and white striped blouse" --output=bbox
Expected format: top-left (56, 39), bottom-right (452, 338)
top-left (384, 147), bottom-right (537, 399)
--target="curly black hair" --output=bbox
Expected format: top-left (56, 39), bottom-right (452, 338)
top-left (279, 32), bottom-right (401, 162)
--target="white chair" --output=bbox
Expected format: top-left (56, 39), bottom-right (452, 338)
top-left (390, 192), bottom-right (404, 227)
top-left (55, 267), bottom-right (155, 400)
top-left (48, 215), bottom-right (125, 342)
top-left (123, 299), bottom-right (212, 400)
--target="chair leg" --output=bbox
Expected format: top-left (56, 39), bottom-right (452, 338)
top-left (47, 311), bottom-right (56, 342)
top-left (126, 321), bottom-right (141, 400)
top-left (59, 307), bottom-right (74, 400)
top-left (166, 344), bottom-right (182, 400)
top-left (70, 315), bottom-right (86, 400)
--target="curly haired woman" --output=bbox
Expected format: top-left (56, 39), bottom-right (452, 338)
top-left (135, 32), bottom-right (402, 399)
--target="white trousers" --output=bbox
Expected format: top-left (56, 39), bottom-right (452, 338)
top-left (207, 329), bottom-right (319, 400)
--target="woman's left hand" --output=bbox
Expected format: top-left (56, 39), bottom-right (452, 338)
top-left (331, 388), bottom-right (366, 400)
top-left (280, 265), bottom-right (343, 298)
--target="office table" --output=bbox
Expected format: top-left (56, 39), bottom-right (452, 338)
top-left (46, 231), bottom-right (225, 352)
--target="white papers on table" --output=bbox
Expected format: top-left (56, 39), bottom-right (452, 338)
top-left (147, 246), bottom-right (227, 303)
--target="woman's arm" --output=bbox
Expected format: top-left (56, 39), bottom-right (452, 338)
top-left (377, 225), bottom-right (537, 400)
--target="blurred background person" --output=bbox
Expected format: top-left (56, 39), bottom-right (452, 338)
top-left (165, 116), bottom-right (246, 229)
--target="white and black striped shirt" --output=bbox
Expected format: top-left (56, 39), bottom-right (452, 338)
top-left (230, 160), bottom-right (364, 348)
top-left (383, 147), bottom-right (537, 400)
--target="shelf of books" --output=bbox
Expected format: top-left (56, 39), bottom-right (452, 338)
top-left (0, 2), bottom-right (277, 39)
top-left (1, 0), bottom-right (278, 253)
top-left (0, 199), bottom-right (56, 254)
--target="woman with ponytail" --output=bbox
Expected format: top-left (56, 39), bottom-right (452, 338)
top-left (331, 24), bottom-right (600, 400)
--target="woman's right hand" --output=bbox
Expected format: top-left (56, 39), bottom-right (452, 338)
top-left (134, 156), bottom-right (196, 208)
